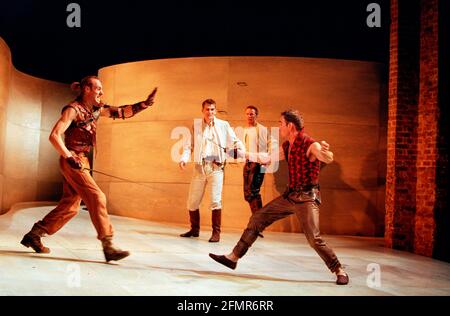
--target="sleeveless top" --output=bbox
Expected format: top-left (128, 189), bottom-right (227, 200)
top-left (282, 131), bottom-right (320, 190)
top-left (62, 100), bottom-right (101, 153)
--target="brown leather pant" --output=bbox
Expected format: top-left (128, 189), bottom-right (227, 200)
top-left (243, 161), bottom-right (265, 203)
top-left (232, 194), bottom-right (342, 272)
top-left (35, 152), bottom-right (113, 240)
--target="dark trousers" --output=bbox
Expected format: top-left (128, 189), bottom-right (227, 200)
top-left (232, 193), bottom-right (342, 273)
top-left (243, 161), bottom-right (265, 202)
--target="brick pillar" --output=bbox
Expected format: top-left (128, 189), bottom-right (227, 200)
top-left (414, 0), bottom-right (439, 256)
top-left (385, 0), bottom-right (420, 251)
top-left (386, 0), bottom-right (445, 259)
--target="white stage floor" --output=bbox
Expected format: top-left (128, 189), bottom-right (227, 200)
top-left (1, 202), bottom-right (450, 296)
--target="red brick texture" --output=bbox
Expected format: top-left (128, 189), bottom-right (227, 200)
top-left (386, 0), bottom-right (441, 257)
top-left (414, 0), bottom-right (439, 257)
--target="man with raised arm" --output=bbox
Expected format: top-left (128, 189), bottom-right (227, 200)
top-left (21, 75), bottom-right (157, 262)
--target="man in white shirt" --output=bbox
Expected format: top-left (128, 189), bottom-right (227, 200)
top-left (179, 99), bottom-right (245, 242)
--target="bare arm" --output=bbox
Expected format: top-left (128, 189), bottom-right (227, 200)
top-left (101, 87), bottom-right (158, 118)
top-left (243, 144), bottom-right (285, 164)
top-left (49, 107), bottom-right (77, 158)
top-left (307, 141), bottom-right (334, 164)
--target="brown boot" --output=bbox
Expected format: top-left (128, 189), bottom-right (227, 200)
top-left (101, 236), bottom-right (130, 262)
top-left (20, 224), bottom-right (50, 253)
top-left (209, 209), bottom-right (221, 242)
top-left (180, 209), bottom-right (200, 237)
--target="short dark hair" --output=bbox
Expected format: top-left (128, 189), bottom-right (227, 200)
top-left (246, 105), bottom-right (259, 116)
top-left (202, 99), bottom-right (216, 110)
top-left (281, 109), bottom-right (304, 131)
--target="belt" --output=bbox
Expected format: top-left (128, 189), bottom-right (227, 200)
top-left (69, 150), bottom-right (89, 157)
top-left (283, 184), bottom-right (320, 199)
top-left (287, 184), bottom-right (320, 192)
top-left (202, 158), bottom-right (224, 167)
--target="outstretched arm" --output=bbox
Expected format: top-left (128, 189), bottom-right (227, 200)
top-left (244, 132), bottom-right (283, 164)
top-left (226, 124), bottom-right (245, 159)
top-left (101, 87), bottom-right (158, 119)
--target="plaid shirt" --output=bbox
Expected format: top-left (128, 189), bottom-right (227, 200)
top-left (282, 131), bottom-right (320, 190)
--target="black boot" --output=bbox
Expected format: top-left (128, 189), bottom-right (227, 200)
top-left (180, 209), bottom-right (200, 237)
top-left (209, 253), bottom-right (237, 270)
top-left (209, 209), bottom-right (221, 242)
top-left (21, 224), bottom-right (50, 253)
top-left (101, 236), bottom-right (130, 262)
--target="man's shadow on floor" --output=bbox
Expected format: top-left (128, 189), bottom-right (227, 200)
top-left (0, 249), bottom-right (107, 265)
top-left (273, 157), bottom-right (384, 236)
top-left (0, 249), bottom-right (336, 284)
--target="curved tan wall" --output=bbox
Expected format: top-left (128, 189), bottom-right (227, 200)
top-left (0, 36), bottom-right (387, 236)
top-left (0, 38), bottom-right (10, 212)
top-left (97, 57), bottom-right (387, 236)
top-left (0, 37), bottom-right (73, 213)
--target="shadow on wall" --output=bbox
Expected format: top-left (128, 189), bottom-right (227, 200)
top-left (324, 156), bottom-right (384, 237)
top-left (360, 150), bottom-right (386, 237)
top-left (269, 155), bottom-right (384, 237)
top-left (361, 150), bottom-right (386, 236)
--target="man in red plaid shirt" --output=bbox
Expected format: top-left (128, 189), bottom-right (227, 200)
top-left (209, 109), bottom-right (349, 285)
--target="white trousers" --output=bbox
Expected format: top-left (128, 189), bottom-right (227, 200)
top-left (187, 163), bottom-right (224, 211)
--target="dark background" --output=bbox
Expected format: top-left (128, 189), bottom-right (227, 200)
top-left (0, 0), bottom-right (390, 83)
